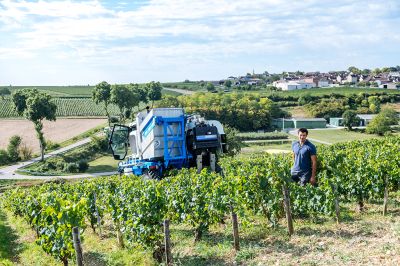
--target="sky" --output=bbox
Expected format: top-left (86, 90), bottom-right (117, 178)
top-left (0, 0), bottom-right (399, 85)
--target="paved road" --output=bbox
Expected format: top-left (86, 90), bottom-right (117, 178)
top-left (163, 87), bottom-right (196, 95)
top-left (0, 136), bottom-right (117, 180)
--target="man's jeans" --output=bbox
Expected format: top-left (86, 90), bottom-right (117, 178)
top-left (291, 170), bottom-right (311, 186)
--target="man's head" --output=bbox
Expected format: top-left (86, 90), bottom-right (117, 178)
top-left (297, 128), bottom-right (308, 143)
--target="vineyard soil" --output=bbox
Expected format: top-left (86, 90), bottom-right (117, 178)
top-left (0, 119), bottom-right (107, 153)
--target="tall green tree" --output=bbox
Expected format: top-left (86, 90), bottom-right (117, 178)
top-left (206, 82), bottom-right (215, 92)
top-left (224, 80), bottom-right (232, 88)
top-left (12, 89), bottom-right (57, 161)
top-left (366, 108), bottom-right (399, 135)
top-left (342, 110), bottom-right (360, 130)
top-left (146, 81), bottom-right (162, 107)
top-left (111, 84), bottom-right (140, 123)
top-left (348, 66), bottom-right (361, 74)
top-left (92, 81), bottom-right (112, 126)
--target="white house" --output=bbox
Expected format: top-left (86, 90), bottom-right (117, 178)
top-left (318, 79), bottom-right (329, 87)
top-left (346, 74), bottom-right (358, 83)
top-left (273, 80), bottom-right (314, 91)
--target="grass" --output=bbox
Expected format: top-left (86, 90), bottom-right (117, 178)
top-left (87, 155), bottom-right (118, 173)
top-left (0, 209), bottom-right (59, 265)
top-left (162, 81), bottom-right (205, 91)
top-left (307, 128), bottom-right (384, 144)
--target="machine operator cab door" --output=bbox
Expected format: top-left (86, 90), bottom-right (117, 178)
top-left (109, 125), bottom-right (130, 160)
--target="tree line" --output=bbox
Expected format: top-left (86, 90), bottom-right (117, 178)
top-left (157, 92), bottom-right (288, 131)
top-left (92, 81), bottom-right (162, 125)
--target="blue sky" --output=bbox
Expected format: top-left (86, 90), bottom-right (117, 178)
top-left (0, 0), bottom-right (399, 85)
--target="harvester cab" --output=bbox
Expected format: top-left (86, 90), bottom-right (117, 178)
top-left (108, 108), bottom-right (227, 178)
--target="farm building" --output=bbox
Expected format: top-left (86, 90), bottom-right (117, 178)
top-left (329, 114), bottom-right (375, 127)
top-left (272, 118), bottom-right (327, 130)
top-left (329, 117), bottom-right (344, 127)
top-left (357, 114), bottom-right (375, 126)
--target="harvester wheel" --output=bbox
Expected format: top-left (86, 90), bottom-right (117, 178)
top-left (149, 169), bottom-right (161, 180)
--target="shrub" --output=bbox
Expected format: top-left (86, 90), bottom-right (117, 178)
top-left (7, 135), bottom-right (21, 162)
top-left (91, 135), bottom-right (108, 152)
top-left (110, 116), bottom-right (119, 123)
top-left (78, 160), bottom-right (89, 172)
top-left (63, 162), bottom-right (79, 173)
top-left (0, 149), bottom-right (9, 165)
top-left (19, 142), bottom-right (33, 161)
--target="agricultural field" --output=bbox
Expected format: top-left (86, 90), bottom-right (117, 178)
top-left (7, 85), bottom-right (95, 97)
top-left (0, 118), bottom-right (107, 153)
top-left (162, 81), bottom-right (205, 91)
top-left (1, 137), bottom-right (400, 265)
top-left (0, 87), bottom-right (179, 118)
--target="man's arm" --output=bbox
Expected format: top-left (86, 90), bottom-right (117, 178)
top-left (310, 155), bottom-right (317, 185)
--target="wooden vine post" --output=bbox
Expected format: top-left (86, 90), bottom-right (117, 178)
top-left (383, 177), bottom-right (389, 216)
top-left (164, 219), bottom-right (173, 265)
top-left (282, 183), bottom-right (294, 236)
top-left (93, 193), bottom-right (102, 237)
top-left (72, 227), bottom-right (84, 266)
top-left (231, 209), bottom-right (240, 251)
top-left (333, 183), bottom-right (340, 224)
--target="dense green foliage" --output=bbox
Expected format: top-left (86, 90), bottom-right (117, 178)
top-left (366, 108), bottom-right (400, 135)
top-left (158, 92), bottom-right (288, 131)
top-left (12, 89), bottom-right (57, 161)
top-left (342, 110), bottom-right (360, 130)
top-left (2, 137), bottom-right (400, 264)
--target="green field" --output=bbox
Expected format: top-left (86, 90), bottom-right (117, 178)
top-left (7, 85), bottom-right (94, 97)
top-left (87, 155), bottom-right (118, 173)
top-left (0, 98), bottom-right (121, 117)
top-left (307, 128), bottom-right (392, 144)
top-left (162, 81), bottom-right (205, 91)
top-left (0, 88), bottom-right (179, 118)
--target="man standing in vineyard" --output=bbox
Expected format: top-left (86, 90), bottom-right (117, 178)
top-left (291, 128), bottom-right (317, 186)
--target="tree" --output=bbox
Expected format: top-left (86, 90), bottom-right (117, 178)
top-left (12, 89), bottom-right (57, 161)
top-left (372, 68), bottom-right (382, 76)
top-left (348, 66), bottom-right (361, 74)
top-left (137, 85), bottom-right (149, 109)
top-left (111, 84), bottom-right (140, 123)
top-left (146, 81), bottom-right (162, 107)
top-left (361, 69), bottom-right (371, 75)
top-left (380, 107), bottom-right (399, 125)
top-left (206, 82), bottom-right (215, 92)
top-left (366, 108), bottom-right (398, 135)
top-left (368, 96), bottom-right (381, 113)
top-left (342, 110), bottom-right (360, 130)
top-left (224, 80), bottom-right (232, 88)
top-left (0, 87), bottom-right (11, 99)
top-left (92, 81), bottom-right (112, 126)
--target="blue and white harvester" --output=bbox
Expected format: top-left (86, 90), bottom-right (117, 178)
top-left (108, 108), bottom-right (227, 178)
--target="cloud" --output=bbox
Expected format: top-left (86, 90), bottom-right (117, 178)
top-left (0, 0), bottom-right (399, 84)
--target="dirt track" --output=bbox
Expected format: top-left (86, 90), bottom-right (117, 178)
top-left (0, 118), bottom-right (106, 153)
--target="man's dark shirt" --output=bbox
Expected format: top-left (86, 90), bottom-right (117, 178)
top-left (291, 139), bottom-right (316, 174)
